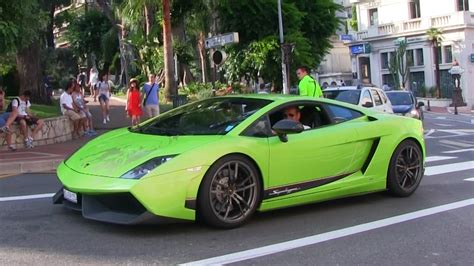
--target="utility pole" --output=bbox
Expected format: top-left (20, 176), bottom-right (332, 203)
top-left (278, 0), bottom-right (289, 94)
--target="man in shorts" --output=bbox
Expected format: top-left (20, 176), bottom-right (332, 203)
top-left (7, 90), bottom-right (44, 148)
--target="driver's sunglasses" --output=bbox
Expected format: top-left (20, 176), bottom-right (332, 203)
top-left (284, 112), bottom-right (296, 118)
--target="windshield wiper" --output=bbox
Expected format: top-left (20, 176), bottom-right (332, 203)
top-left (143, 126), bottom-right (182, 136)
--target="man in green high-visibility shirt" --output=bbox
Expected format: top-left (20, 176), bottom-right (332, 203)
top-left (296, 66), bottom-right (323, 98)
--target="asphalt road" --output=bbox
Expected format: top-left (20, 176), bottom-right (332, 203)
top-left (0, 112), bottom-right (473, 265)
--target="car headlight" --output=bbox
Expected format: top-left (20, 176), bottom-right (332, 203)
top-left (405, 109), bottom-right (419, 118)
top-left (121, 155), bottom-right (176, 179)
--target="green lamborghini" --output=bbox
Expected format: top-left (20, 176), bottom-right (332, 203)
top-left (53, 95), bottom-right (425, 228)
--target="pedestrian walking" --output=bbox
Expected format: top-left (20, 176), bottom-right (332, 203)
top-left (77, 69), bottom-right (87, 95)
top-left (296, 66), bottom-right (323, 98)
top-left (97, 72), bottom-right (112, 124)
top-left (126, 78), bottom-right (143, 126)
top-left (88, 67), bottom-right (99, 101)
top-left (142, 73), bottom-right (160, 118)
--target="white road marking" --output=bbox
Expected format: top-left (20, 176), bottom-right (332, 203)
top-left (435, 116), bottom-right (447, 120)
top-left (471, 119), bottom-right (474, 124)
top-left (439, 140), bottom-right (473, 148)
top-left (437, 130), bottom-right (470, 136)
top-left (424, 129), bottom-right (435, 137)
top-left (464, 178), bottom-right (474, 182)
top-left (425, 161), bottom-right (474, 176)
top-left (0, 193), bottom-right (54, 202)
top-left (182, 199), bottom-right (474, 266)
top-left (425, 156), bottom-right (456, 163)
top-left (433, 124), bottom-right (451, 127)
top-left (443, 148), bottom-right (474, 154)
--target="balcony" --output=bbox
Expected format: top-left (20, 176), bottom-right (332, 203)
top-left (353, 11), bottom-right (474, 41)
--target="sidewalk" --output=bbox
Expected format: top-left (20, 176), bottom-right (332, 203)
top-left (0, 96), bottom-right (129, 175)
top-left (425, 105), bottom-right (474, 116)
top-left (0, 137), bottom-right (90, 175)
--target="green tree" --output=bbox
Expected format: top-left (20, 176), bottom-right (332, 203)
top-left (388, 40), bottom-right (410, 90)
top-left (349, 5), bottom-right (358, 31)
top-left (427, 27), bottom-right (443, 98)
top-left (65, 10), bottom-right (117, 71)
top-left (0, 0), bottom-right (48, 99)
top-left (216, 0), bottom-right (342, 87)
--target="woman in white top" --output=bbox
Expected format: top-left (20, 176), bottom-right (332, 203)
top-left (88, 67), bottom-right (99, 101)
top-left (97, 73), bottom-right (112, 124)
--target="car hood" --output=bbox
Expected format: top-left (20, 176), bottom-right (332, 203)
top-left (65, 129), bottom-right (222, 177)
top-left (392, 105), bottom-right (413, 114)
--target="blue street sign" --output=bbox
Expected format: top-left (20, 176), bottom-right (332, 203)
top-left (350, 44), bottom-right (364, 55)
top-left (340, 34), bottom-right (352, 41)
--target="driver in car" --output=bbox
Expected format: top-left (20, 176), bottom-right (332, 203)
top-left (283, 106), bottom-right (310, 130)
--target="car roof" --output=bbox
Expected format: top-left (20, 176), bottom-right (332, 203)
top-left (323, 85), bottom-right (381, 91)
top-left (385, 90), bottom-right (414, 94)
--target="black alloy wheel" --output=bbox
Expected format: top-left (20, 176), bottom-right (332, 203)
top-left (387, 140), bottom-right (424, 197)
top-left (198, 155), bottom-right (261, 228)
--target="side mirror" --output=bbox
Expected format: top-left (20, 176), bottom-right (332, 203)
top-left (362, 102), bottom-right (374, 108)
top-left (417, 101), bottom-right (425, 108)
top-left (272, 119), bottom-right (304, 142)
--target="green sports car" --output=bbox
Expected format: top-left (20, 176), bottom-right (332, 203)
top-left (53, 95), bottom-right (425, 228)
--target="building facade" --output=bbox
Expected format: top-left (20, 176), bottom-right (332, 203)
top-left (318, 0), bottom-right (354, 87)
top-left (348, 0), bottom-right (474, 107)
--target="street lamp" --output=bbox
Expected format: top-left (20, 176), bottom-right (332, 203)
top-left (278, 0), bottom-right (289, 94)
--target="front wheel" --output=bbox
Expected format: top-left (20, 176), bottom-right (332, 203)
top-left (198, 155), bottom-right (261, 228)
top-left (387, 140), bottom-right (424, 197)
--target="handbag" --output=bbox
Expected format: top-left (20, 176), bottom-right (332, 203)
top-left (143, 83), bottom-right (156, 106)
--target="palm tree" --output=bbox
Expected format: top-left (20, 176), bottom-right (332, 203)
top-left (163, 0), bottom-right (177, 101)
top-left (427, 27), bottom-right (443, 98)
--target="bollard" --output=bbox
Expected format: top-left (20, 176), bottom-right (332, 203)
top-left (427, 100), bottom-right (431, 111)
top-left (454, 103), bottom-right (458, 115)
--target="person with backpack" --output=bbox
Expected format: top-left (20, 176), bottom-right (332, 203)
top-left (296, 66), bottom-right (323, 98)
top-left (4, 90), bottom-right (44, 148)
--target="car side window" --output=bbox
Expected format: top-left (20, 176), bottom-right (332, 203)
top-left (379, 90), bottom-right (389, 103)
top-left (371, 89), bottom-right (383, 106)
top-left (242, 115), bottom-right (272, 137)
top-left (324, 104), bottom-right (363, 124)
top-left (361, 90), bottom-right (373, 106)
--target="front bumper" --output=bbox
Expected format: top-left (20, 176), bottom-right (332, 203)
top-left (55, 162), bottom-right (209, 224)
top-left (53, 188), bottom-right (180, 224)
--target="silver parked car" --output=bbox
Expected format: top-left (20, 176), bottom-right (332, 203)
top-left (323, 85), bottom-right (394, 113)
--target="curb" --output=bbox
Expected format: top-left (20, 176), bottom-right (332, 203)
top-left (0, 158), bottom-right (63, 175)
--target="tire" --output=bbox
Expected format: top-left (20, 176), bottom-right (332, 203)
top-left (198, 155), bottom-right (261, 229)
top-left (387, 140), bottom-right (424, 197)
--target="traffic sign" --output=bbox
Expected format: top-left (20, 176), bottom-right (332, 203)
top-left (205, 32), bottom-right (239, 49)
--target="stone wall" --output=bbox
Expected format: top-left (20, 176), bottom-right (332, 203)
top-left (0, 116), bottom-right (73, 150)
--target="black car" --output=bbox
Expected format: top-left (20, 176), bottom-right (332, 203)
top-left (385, 90), bottom-right (424, 120)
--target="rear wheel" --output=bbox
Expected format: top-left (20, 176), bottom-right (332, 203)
top-left (198, 155), bottom-right (261, 228)
top-left (387, 140), bottom-right (424, 197)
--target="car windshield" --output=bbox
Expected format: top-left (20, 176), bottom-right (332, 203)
top-left (386, 92), bottom-right (413, 105)
top-left (130, 97), bottom-right (272, 136)
top-left (324, 90), bottom-right (361, 105)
